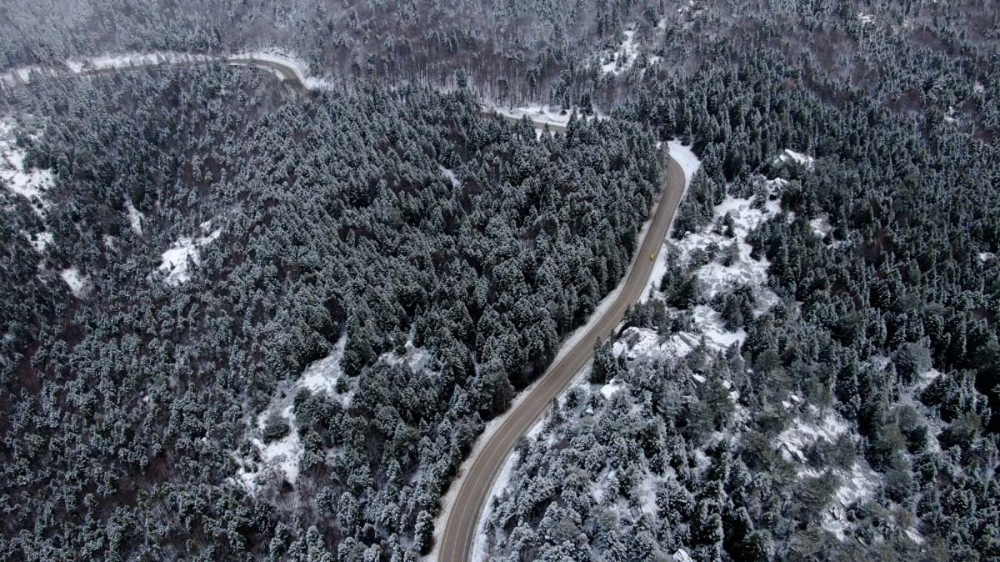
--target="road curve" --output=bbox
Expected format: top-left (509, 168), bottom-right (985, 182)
top-left (437, 134), bottom-right (686, 562)
top-left (12, 54), bottom-right (686, 561)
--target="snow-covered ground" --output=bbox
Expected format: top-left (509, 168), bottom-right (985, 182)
top-left (439, 166), bottom-right (460, 188)
top-left (235, 334), bottom-right (351, 493)
top-left (300, 336), bottom-right (352, 405)
top-left (781, 408), bottom-right (881, 541)
top-left (157, 221), bottom-right (222, 286)
top-left (379, 339), bottom-right (435, 375)
top-left (0, 119), bottom-right (54, 217)
top-left (27, 231), bottom-right (53, 253)
top-left (600, 29), bottom-right (641, 75)
top-left (487, 103), bottom-right (606, 130)
top-left (126, 201), bottom-right (144, 235)
top-left (2, 49), bottom-right (335, 92)
top-left (645, 141), bottom-right (702, 302)
top-left (66, 52), bottom-right (212, 73)
top-left (810, 215), bottom-right (833, 238)
top-left (229, 50), bottom-right (334, 91)
top-left (60, 267), bottom-right (89, 298)
top-left (774, 148), bottom-right (815, 170)
top-left (597, 27), bottom-right (659, 76)
top-left (626, 175), bottom-right (788, 363)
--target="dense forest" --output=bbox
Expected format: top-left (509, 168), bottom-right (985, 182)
top-left (0, 65), bottom-right (660, 559)
top-left (480, 9), bottom-right (1000, 562)
top-left (1, 0), bottom-right (999, 561)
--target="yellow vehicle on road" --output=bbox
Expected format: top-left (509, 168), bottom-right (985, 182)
top-left (650, 252), bottom-right (658, 261)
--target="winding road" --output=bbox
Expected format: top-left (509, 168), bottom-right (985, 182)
top-left (6, 54), bottom-right (688, 561)
top-left (437, 132), bottom-right (686, 562)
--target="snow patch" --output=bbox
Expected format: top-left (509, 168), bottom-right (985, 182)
top-left (380, 339), bottom-right (434, 375)
top-left (672, 549), bottom-right (694, 562)
top-left (0, 120), bottom-right (54, 216)
top-left (600, 380), bottom-right (625, 399)
top-left (126, 201), bottom-right (144, 235)
top-left (916, 368), bottom-right (941, 391)
top-left (236, 334), bottom-right (350, 492)
top-left (27, 231), bottom-right (53, 253)
top-left (776, 411), bottom-right (850, 463)
top-left (157, 223), bottom-right (221, 286)
top-left (775, 148), bottom-right (815, 170)
top-left (599, 29), bottom-right (642, 76)
top-left (439, 166), bottom-right (460, 188)
top-left (300, 335), bottom-right (352, 405)
top-left (820, 463), bottom-right (880, 541)
top-left (60, 267), bottom-right (88, 298)
top-left (672, 195), bottom-right (774, 301)
top-left (237, 405), bottom-right (302, 491)
top-left (810, 215), bottom-right (833, 238)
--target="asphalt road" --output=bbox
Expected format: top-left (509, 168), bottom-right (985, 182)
top-left (30, 55), bottom-right (686, 561)
top-left (437, 144), bottom-right (686, 562)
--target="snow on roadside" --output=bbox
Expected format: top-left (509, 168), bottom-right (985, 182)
top-left (3, 50), bottom-right (334, 93)
top-left (667, 140), bottom-right (701, 185)
top-left (469, 415), bottom-right (548, 562)
top-left (228, 50), bottom-right (333, 91)
top-left (428, 241), bottom-right (634, 559)
top-left (157, 222), bottom-right (222, 286)
top-left (644, 140), bottom-right (701, 303)
top-left (66, 52), bottom-right (212, 73)
top-left (451, 141), bottom-right (702, 561)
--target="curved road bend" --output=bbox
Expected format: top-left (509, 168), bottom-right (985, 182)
top-left (438, 146), bottom-right (685, 562)
top-left (37, 56), bottom-right (685, 561)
